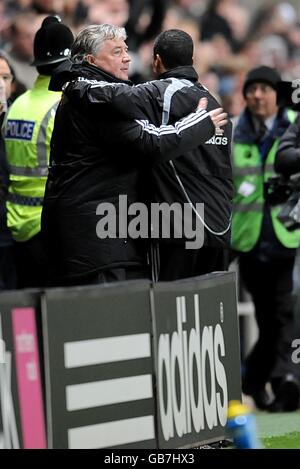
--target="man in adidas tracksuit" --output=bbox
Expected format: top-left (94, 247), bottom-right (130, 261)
top-left (42, 25), bottom-right (227, 286)
top-left (63, 29), bottom-right (233, 280)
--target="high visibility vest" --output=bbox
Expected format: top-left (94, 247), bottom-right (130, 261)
top-left (232, 110), bottom-right (300, 252)
top-left (4, 75), bottom-right (60, 242)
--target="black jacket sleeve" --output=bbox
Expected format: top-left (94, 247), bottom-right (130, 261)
top-left (65, 80), bottom-right (155, 119)
top-left (102, 108), bottom-right (215, 164)
top-left (275, 114), bottom-right (300, 176)
top-left (65, 79), bottom-right (201, 121)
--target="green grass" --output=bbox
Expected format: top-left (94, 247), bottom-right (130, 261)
top-left (255, 411), bottom-right (300, 449)
top-left (262, 432), bottom-right (300, 449)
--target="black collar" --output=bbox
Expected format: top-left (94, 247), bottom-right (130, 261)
top-left (158, 65), bottom-right (199, 83)
top-left (49, 59), bottom-right (132, 91)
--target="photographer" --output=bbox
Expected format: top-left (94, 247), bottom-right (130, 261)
top-left (276, 113), bottom-right (300, 177)
top-left (275, 111), bottom-right (300, 409)
top-left (232, 66), bottom-right (300, 412)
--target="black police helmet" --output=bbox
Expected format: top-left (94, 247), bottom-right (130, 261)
top-left (31, 16), bottom-right (74, 67)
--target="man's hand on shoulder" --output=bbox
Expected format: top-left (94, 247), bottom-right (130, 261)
top-left (197, 97), bottom-right (228, 132)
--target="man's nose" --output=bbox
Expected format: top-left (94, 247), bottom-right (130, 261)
top-left (123, 51), bottom-right (131, 62)
top-left (253, 88), bottom-right (263, 98)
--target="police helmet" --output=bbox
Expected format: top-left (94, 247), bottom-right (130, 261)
top-left (31, 16), bottom-right (74, 67)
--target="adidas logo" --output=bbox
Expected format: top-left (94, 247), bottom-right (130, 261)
top-left (205, 136), bottom-right (228, 145)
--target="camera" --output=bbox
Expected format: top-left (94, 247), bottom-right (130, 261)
top-left (265, 173), bottom-right (300, 231)
top-left (276, 81), bottom-right (300, 111)
top-left (264, 175), bottom-right (293, 205)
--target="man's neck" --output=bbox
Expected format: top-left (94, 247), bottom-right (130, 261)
top-left (252, 113), bottom-right (277, 133)
top-left (264, 113), bottom-right (277, 131)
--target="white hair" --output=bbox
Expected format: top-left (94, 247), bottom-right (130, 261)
top-left (71, 24), bottom-right (127, 63)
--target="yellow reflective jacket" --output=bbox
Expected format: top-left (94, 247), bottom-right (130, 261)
top-left (4, 75), bottom-right (60, 242)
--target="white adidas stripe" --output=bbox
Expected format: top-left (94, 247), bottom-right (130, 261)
top-left (66, 374), bottom-right (153, 411)
top-left (64, 333), bottom-right (151, 368)
top-left (135, 109), bottom-right (208, 137)
top-left (68, 415), bottom-right (155, 449)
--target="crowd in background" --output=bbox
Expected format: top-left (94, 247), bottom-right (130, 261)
top-left (1, 0), bottom-right (300, 115)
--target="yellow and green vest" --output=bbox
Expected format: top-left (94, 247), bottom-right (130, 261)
top-left (4, 75), bottom-right (60, 242)
top-left (232, 110), bottom-right (300, 252)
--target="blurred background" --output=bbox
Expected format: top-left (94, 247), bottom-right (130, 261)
top-left (1, 0), bottom-right (300, 116)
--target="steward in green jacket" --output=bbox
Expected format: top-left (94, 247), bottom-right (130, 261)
top-left (232, 107), bottom-right (299, 252)
top-left (231, 65), bottom-right (300, 413)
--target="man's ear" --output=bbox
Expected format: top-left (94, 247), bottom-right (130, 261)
top-left (152, 54), bottom-right (159, 76)
top-left (86, 54), bottom-right (95, 65)
top-left (153, 54), bottom-right (164, 76)
top-left (153, 53), bottom-right (159, 66)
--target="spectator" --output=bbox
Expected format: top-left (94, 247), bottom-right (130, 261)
top-left (125, 0), bottom-right (168, 51)
top-left (0, 50), bottom-right (16, 290)
top-left (31, 0), bottom-right (63, 15)
top-left (200, 0), bottom-right (237, 51)
top-left (5, 12), bottom-right (45, 89)
top-left (231, 65), bottom-right (300, 412)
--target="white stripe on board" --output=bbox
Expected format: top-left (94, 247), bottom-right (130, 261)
top-left (66, 374), bottom-right (153, 411)
top-left (68, 415), bottom-right (155, 449)
top-left (64, 333), bottom-right (151, 368)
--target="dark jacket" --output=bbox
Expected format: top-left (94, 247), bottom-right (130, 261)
top-left (151, 67), bottom-right (233, 247)
top-left (0, 114), bottom-right (12, 247)
top-left (42, 62), bottom-right (215, 283)
top-left (63, 65), bottom-right (233, 247)
top-left (275, 113), bottom-right (300, 176)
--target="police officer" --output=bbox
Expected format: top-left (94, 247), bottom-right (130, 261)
top-left (3, 16), bottom-right (74, 288)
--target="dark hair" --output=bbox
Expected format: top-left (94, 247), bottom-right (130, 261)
top-left (206, 0), bottom-right (221, 13)
top-left (0, 50), bottom-right (25, 102)
top-left (0, 50), bottom-right (14, 77)
top-left (153, 29), bottom-right (193, 70)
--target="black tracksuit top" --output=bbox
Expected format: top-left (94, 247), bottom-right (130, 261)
top-left (42, 62), bottom-right (220, 282)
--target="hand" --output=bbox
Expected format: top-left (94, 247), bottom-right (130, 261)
top-left (197, 98), bottom-right (228, 130)
top-left (197, 97), bottom-right (208, 111)
top-left (208, 107), bottom-right (228, 130)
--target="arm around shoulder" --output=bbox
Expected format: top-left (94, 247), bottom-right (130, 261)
top-left (110, 108), bottom-right (215, 164)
